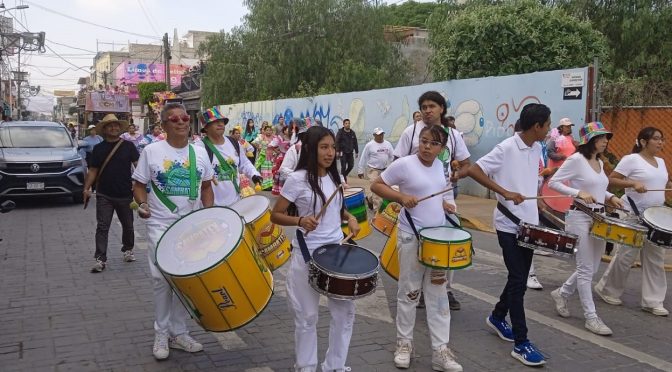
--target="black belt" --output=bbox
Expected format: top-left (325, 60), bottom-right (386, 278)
top-left (570, 205), bottom-right (604, 213)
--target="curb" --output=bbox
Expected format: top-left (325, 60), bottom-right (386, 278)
top-left (461, 216), bottom-right (495, 234)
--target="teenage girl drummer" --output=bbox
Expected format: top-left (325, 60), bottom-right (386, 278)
top-left (270, 126), bottom-right (360, 372)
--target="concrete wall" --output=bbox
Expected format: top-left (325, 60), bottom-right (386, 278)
top-left (217, 67), bottom-right (590, 198)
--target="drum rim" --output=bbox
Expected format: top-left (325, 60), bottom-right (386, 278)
top-left (518, 241), bottom-right (576, 257)
top-left (344, 187), bottom-right (364, 195)
top-left (308, 276), bottom-right (378, 300)
top-left (593, 217), bottom-right (649, 233)
top-left (641, 206), bottom-right (672, 233)
top-left (155, 206), bottom-right (246, 277)
top-left (230, 195), bottom-right (270, 225)
top-left (418, 226), bottom-right (472, 243)
top-left (519, 222), bottom-right (580, 240)
top-left (311, 244), bottom-right (380, 278)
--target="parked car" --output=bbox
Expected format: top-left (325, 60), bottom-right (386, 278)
top-left (0, 121), bottom-right (86, 203)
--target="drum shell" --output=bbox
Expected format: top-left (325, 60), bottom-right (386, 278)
top-left (372, 200), bottom-right (401, 236)
top-left (641, 206), bottom-right (672, 248)
top-left (517, 223), bottom-right (578, 257)
top-left (341, 219), bottom-right (372, 240)
top-left (308, 244), bottom-right (379, 300)
top-left (418, 227), bottom-right (473, 270)
top-left (344, 188), bottom-right (365, 210)
top-left (589, 218), bottom-right (647, 249)
top-left (379, 225), bottom-right (400, 280)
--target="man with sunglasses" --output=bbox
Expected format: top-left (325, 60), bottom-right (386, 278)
top-left (132, 102), bottom-right (214, 361)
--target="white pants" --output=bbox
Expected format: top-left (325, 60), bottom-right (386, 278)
top-left (286, 252), bottom-right (355, 371)
top-left (596, 241), bottom-right (668, 309)
top-left (559, 210), bottom-right (605, 319)
top-left (147, 224), bottom-right (190, 336)
top-left (365, 167), bottom-right (384, 211)
top-left (529, 260), bottom-right (536, 276)
top-left (397, 229), bottom-right (451, 349)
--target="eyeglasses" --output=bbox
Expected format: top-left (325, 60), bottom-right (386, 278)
top-left (420, 138), bottom-right (442, 147)
top-left (167, 114), bottom-right (190, 123)
top-left (650, 136), bottom-right (665, 142)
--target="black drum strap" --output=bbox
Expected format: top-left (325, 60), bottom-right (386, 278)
top-left (295, 229), bottom-right (312, 264)
top-left (404, 209), bottom-right (420, 240)
top-left (497, 202), bottom-right (522, 225)
top-left (445, 213), bottom-right (461, 228)
top-left (626, 196), bottom-right (641, 216)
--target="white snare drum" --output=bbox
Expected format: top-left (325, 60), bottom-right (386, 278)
top-left (641, 206), bottom-right (672, 248)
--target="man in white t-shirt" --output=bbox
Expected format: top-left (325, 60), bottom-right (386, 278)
top-left (196, 107), bottom-right (262, 207)
top-left (357, 127), bottom-right (394, 211)
top-left (132, 102), bottom-right (214, 361)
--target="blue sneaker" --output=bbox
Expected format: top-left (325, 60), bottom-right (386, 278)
top-left (486, 315), bottom-right (514, 342)
top-left (511, 341), bottom-right (546, 366)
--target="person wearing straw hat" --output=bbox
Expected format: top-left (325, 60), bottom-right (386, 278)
top-left (195, 107), bottom-right (262, 206)
top-left (84, 114), bottom-right (139, 272)
top-left (548, 121), bottom-right (624, 336)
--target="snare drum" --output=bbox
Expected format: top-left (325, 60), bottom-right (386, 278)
top-left (372, 199), bottom-right (401, 236)
top-left (379, 224), bottom-right (399, 280)
top-left (589, 215), bottom-right (648, 249)
top-left (344, 187), bottom-right (365, 210)
top-left (230, 195), bottom-right (291, 270)
top-left (418, 227), bottom-right (473, 270)
top-left (309, 244), bottom-right (380, 300)
top-left (517, 222), bottom-right (578, 257)
top-left (641, 206), bottom-right (672, 248)
top-left (155, 207), bottom-right (273, 332)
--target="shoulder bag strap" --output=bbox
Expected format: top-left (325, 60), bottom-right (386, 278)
top-left (95, 139), bottom-right (124, 189)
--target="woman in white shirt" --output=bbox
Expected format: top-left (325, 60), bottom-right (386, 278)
top-left (270, 126), bottom-right (360, 372)
top-left (596, 127), bottom-right (671, 316)
top-left (548, 121), bottom-right (624, 336)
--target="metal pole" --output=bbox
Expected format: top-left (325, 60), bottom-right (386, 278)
top-left (16, 48), bottom-right (20, 120)
top-left (592, 57), bottom-right (599, 122)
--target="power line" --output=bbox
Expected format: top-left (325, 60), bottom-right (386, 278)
top-left (44, 44), bottom-right (90, 73)
top-left (24, 65), bottom-right (80, 77)
top-left (45, 39), bottom-right (98, 54)
top-left (137, 0), bottom-right (160, 37)
top-left (23, 0), bottom-right (162, 40)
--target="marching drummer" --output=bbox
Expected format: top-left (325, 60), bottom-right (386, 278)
top-left (547, 121), bottom-right (624, 336)
top-left (371, 124), bottom-right (463, 371)
top-left (195, 107), bottom-right (263, 207)
top-left (596, 127), bottom-right (671, 316)
top-left (270, 126), bottom-right (360, 372)
top-left (132, 102), bottom-right (215, 360)
top-left (466, 103), bottom-right (550, 366)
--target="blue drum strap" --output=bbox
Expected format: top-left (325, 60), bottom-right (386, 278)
top-left (295, 229), bottom-right (312, 264)
top-left (626, 196), bottom-right (640, 217)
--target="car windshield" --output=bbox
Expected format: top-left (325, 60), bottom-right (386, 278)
top-left (0, 126), bottom-right (74, 148)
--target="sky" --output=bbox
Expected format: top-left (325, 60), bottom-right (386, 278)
top-left (3, 0), bottom-right (429, 112)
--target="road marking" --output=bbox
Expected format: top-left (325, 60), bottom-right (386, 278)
top-left (452, 283), bottom-right (672, 372)
top-left (211, 331), bottom-right (248, 351)
top-left (245, 368), bottom-right (274, 372)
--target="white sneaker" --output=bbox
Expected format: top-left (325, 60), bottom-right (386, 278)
top-left (90, 259), bottom-right (106, 273)
top-left (550, 288), bottom-right (570, 318)
top-left (153, 332), bottom-right (169, 360)
top-left (169, 333), bottom-right (203, 352)
top-left (585, 317), bottom-right (613, 336)
top-left (394, 339), bottom-right (413, 369)
top-left (594, 285), bottom-right (622, 305)
top-left (527, 275), bottom-right (543, 290)
top-left (642, 306), bottom-right (669, 317)
top-left (123, 250), bottom-right (136, 262)
top-left (432, 344), bottom-right (463, 372)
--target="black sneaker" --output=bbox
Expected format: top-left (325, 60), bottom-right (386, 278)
top-left (448, 291), bottom-right (461, 310)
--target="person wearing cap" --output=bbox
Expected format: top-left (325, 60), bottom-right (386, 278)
top-left (357, 127), bottom-right (393, 211)
top-left (548, 121), bottom-right (624, 336)
top-left (80, 124), bottom-right (103, 166)
top-left (195, 107), bottom-right (262, 207)
top-left (546, 118), bottom-right (577, 170)
top-left (83, 114), bottom-right (140, 272)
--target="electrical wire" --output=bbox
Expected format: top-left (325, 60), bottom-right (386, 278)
top-left (137, 0), bottom-right (160, 37)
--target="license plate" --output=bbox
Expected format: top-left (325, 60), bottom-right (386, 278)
top-left (26, 182), bottom-right (45, 191)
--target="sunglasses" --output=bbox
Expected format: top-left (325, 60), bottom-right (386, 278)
top-left (167, 114), bottom-right (190, 123)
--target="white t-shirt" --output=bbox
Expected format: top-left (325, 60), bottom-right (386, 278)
top-left (476, 134), bottom-right (540, 233)
top-left (380, 155), bottom-right (450, 234)
top-left (614, 154), bottom-right (669, 211)
top-left (393, 121), bottom-right (428, 158)
top-left (445, 127), bottom-right (471, 162)
top-left (195, 138), bottom-right (260, 207)
top-left (133, 141), bottom-right (214, 227)
top-left (280, 143), bottom-right (301, 180)
top-left (549, 152), bottom-right (613, 208)
top-left (281, 169), bottom-right (343, 251)
top-left (357, 139), bottom-right (394, 174)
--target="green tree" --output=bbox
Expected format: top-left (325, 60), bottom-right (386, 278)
top-left (380, 0), bottom-right (443, 28)
top-left (137, 82), bottom-right (168, 104)
top-left (199, 0), bottom-right (410, 106)
top-left (427, 0), bottom-right (608, 80)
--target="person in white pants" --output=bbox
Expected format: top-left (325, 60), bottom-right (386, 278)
top-left (132, 102), bottom-right (215, 360)
top-left (548, 121), bottom-right (624, 336)
top-left (595, 127), bottom-right (670, 316)
top-left (372, 124), bottom-right (462, 372)
top-left (271, 126), bottom-right (360, 372)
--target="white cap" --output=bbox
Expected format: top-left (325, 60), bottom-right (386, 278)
top-left (87, 125), bottom-right (96, 130)
top-left (373, 127), bottom-right (385, 135)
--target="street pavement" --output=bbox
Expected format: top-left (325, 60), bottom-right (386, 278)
top-left (0, 192), bottom-right (671, 372)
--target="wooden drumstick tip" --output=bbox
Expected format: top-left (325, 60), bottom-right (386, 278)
top-left (340, 233), bottom-right (354, 245)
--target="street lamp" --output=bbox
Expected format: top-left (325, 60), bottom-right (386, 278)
top-left (0, 4), bottom-right (29, 12)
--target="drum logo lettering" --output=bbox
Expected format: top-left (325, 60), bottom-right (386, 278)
top-left (451, 247), bottom-right (469, 263)
top-left (175, 220), bottom-right (226, 262)
top-left (211, 286), bottom-right (235, 309)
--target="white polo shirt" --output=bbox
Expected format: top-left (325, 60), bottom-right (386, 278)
top-left (476, 133), bottom-right (541, 233)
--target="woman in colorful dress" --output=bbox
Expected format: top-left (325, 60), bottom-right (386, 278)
top-left (270, 125), bottom-right (292, 195)
top-left (252, 121), bottom-right (275, 190)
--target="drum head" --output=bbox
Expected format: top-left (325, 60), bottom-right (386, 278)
top-left (642, 206), bottom-right (672, 233)
top-left (541, 179), bottom-right (572, 213)
top-left (312, 244), bottom-right (378, 275)
top-left (230, 195), bottom-right (270, 223)
top-left (419, 226), bottom-right (471, 243)
top-left (344, 187), bottom-right (364, 197)
top-left (156, 207), bottom-right (244, 276)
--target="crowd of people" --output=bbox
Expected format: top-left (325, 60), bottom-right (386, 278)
top-left (79, 94), bottom-right (669, 372)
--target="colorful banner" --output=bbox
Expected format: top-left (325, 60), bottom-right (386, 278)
top-left (85, 92), bottom-right (130, 112)
top-left (115, 62), bottom-right (188, 88)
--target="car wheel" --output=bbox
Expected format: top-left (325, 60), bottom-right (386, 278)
top-left (72, 193), bottom-right (84, 204)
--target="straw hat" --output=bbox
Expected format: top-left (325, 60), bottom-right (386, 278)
top-left (95, 113), bottom-right (129, 133)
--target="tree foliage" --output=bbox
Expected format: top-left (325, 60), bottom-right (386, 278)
top-left (379, 0), bottom-right (443, 28)
top-left (428, 0), bottom-right (608, 80)
top-left (199, 0), bottom-right (410, 107)
top-left (137, 82), bottom-right (168, 104)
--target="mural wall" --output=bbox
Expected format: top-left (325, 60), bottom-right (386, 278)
top-left (217, 67), bottom-right (589, 198)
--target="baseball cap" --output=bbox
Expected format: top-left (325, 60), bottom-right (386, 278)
top-left (373, 127), bottom-right (385, 135)
top-left (558, 118), bottom-right (574, 127)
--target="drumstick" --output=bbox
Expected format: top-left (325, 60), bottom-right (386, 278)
top-left (340, 233), bottom-right (354, 245)
top-left (524, 195), bottom-right (573, 200)
top-left (316, 184), bottom-right (343, 221)
top-left (594, 201), bottom-right (631, 213)
top-left (646, 188), bottom-right (672, 192)
top-left (417, 187), bottom-right (454, 203)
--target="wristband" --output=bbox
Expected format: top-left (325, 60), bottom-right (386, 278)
top-left (297, 217), bottom-right (303, 227)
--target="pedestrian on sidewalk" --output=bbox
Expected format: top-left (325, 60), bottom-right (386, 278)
top-left (357, 127), bottom-right (393, 211)
top-left (336, 118), bottom-right (358, 183)
top-left (132, 102), bottom-right (214, 360)
top-left (468, 103), bottom-right (551, 366)
top-left (83, 114), bottom-right (140, 273)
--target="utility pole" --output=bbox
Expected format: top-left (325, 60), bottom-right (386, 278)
top-left (163, 33), bottom-right (170, 88)
top-left (16, 47), bottom-right (20, 119)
